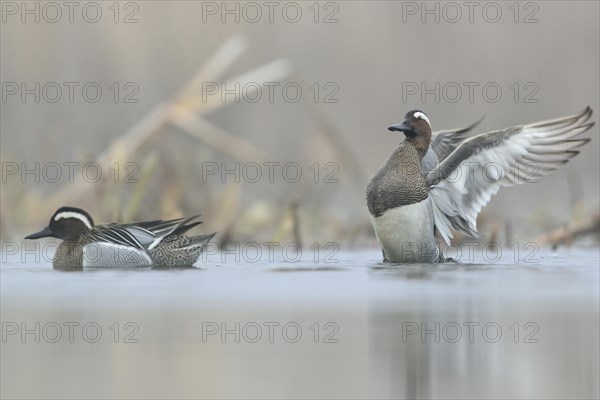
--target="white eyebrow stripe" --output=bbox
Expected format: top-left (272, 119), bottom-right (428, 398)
top-left (54, 211), bottom-right (93, 229)
top-left (414, 112), bottom-right (431, 128)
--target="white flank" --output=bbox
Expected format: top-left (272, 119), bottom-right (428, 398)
top-left (82, 242), bottom-right (152, 268)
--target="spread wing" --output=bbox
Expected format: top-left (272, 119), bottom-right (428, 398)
top-left (422, 117), bottom-right (484, 175)
top-left (426, 106), bottom-right (594, 244)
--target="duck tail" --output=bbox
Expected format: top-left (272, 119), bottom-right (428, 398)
top-left (180, 232), bottom-right (217, 249)
top-left (171, 215), bottom-right (203, 236)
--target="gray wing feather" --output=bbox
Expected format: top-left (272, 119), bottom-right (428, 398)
top-left (90, 215), bottom-right (203, 251)
top-left (426, 107), bottom-right (594, 243)
top-left (422, 117), bottom-right (484, 175)
top-left (90, 225), bottom-right (146, 250)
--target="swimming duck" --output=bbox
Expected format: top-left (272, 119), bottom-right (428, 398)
top-left (367, 107), bottom-right (594, 263)
top-left (25, 207), bottom-right (216, 269)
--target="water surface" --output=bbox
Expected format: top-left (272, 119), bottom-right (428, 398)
top-left (1, 248), bottom-right (598, 399)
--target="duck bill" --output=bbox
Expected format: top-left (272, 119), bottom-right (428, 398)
top-left (388, 119), bottom-right (410, 132)
top-left (25, 226), bottom-right (53, 240)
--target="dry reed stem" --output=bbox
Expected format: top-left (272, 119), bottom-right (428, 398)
top-left (36, 36), bottom-right (292, 220)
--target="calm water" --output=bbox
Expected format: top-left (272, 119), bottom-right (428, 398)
top-left (1, 247), bottom-right (599, 399)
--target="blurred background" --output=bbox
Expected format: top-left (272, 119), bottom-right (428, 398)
top-left (1, 2), bottom-right (599, 400)
top-left (2, 1), bottom-right (599, 247)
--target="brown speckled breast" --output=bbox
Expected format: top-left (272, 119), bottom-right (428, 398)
top-left (366, 141), bottom-right (429, 218)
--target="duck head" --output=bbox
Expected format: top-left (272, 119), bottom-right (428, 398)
top-left (25, 206), bottom-right (94, 241)
top-left (388, 110), bottom-right (432, 155)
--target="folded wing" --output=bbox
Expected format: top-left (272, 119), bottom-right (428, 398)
top-left (426, 106), bottom-right (594, 244)
top-left (91, 216), bottom-right (203, 251)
